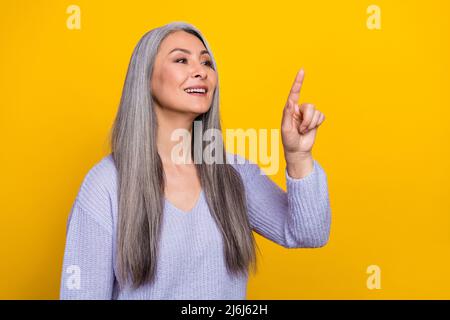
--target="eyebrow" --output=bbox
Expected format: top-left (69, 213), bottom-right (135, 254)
top-left (168, 48), bottom-right (210, 56)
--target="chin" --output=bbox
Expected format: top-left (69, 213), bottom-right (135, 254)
top-left (184, 102), bottom-right (212, 115)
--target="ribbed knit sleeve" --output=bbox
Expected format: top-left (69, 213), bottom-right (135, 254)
top-left (231, 154), bottom-right (331, 248)
top-left (59, 162), bottom-right (115, 299)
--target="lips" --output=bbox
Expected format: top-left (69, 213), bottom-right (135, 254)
top-left (185, 91), bottom-right (207, 97)
top-left (184, 88), bottom-right (207, 97)
top-left (184, 85), bottom-right (208, 92)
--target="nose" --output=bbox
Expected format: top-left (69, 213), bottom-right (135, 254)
top-left (191, 61), bottom-right (207, 79)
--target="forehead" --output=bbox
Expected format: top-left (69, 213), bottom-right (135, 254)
top-left (159, 30), bottom-right (207, 54)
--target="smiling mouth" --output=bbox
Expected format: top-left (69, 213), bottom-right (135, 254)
top-left (184, 90), bottom-right (207, 97)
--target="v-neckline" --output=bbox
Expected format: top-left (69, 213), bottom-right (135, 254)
top-left (164, 189), bottom-right (204, 215)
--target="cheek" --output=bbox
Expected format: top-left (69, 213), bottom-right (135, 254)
top-left (209, 74), bottom-right (218, 92)
top-left (152, 74), bottom-right (189, 109)
top-left (165, 63), bottom-right (185, 81)
top-left (153, 69), bottom-right (182, 97)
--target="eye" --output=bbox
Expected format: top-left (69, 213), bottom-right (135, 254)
top-left (203, 60), bottom-right (214, 68)
top-left (175, 58), bottom-right (214, 69)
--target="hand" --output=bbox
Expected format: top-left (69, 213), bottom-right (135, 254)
top-left (281, 68), bottom-right (326, 159)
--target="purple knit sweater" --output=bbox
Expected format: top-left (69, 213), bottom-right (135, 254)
top-left (59, 152), bottom-right (331, 299)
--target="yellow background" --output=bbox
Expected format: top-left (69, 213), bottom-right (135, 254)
top-left (1, 0), bottom-right (449, 299)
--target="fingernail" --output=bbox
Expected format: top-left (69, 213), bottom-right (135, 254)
top-left (294, 104), bottom-right (299, 113)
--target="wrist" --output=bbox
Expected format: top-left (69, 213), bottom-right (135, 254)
top-left (284, 151), bottom-right (313, 163)
top-left (285, 152), bottom-right (314, 179)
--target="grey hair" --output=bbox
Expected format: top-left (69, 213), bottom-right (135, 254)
top-left (109, 21), bottom-right (259, 290)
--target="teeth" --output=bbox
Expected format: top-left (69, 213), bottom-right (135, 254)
top-left (185, 88), bottom-right (206, 93)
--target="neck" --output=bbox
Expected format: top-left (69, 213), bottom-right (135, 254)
top-left (155, 105), bottom-right (198, 166)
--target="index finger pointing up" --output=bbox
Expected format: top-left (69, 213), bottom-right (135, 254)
top-left (287, 68), bottom-right (305, 106)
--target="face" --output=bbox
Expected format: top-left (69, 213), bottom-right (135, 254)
top-left (150, 30), bottom-right (217, 115)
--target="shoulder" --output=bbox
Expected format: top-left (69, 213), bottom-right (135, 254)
top-left (77, 154), bottom-right (117, 200)
top-left (74, 154), bottom-right (117, 226)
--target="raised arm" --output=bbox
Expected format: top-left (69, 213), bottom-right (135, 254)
top-left (231, 153), bottom-right (331, 249)
top-left (235, 67), bottom-right (331, 248)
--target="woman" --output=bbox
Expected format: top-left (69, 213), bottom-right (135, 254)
top-left (59, 21), bottom-right (331, 300)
